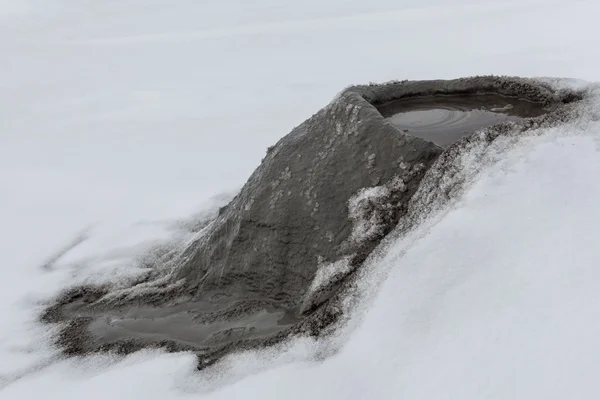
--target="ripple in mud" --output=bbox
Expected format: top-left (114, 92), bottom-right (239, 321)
top-left (378, 94), bottom-right (547, 147)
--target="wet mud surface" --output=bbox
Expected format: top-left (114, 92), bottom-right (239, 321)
top-left (41, 76), bottom-right (585, 371)
top-left (378, 94), bottom-right (547, 147)
top-left (65, 295), bottom-right (297, 351)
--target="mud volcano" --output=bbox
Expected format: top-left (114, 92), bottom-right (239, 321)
top-left (42, 76), bottom-right (583, 369)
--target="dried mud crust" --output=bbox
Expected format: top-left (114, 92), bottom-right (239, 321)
top-left (41, 75), bottom-right (586, 370)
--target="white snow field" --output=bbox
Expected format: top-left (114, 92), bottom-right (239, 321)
top-left (2, 0), bottom-right (600, 398)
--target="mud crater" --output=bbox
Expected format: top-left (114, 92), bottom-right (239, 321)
top-left (378, 94), bottom-right (547, 147)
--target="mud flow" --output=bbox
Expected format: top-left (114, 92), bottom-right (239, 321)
top-left (377, 94), bottom-right (547, 147)
top-left (60, 292), bottom-right (298, 352)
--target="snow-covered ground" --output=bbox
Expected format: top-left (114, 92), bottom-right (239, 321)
top-left (2, 0), bottom-right (600, 398)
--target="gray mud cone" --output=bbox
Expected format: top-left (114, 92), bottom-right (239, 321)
top-left (42, 75), bottom-right (583, 369)
top-left (174, 89), bottom-right (442, 313)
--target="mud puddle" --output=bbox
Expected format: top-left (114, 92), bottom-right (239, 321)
top-left (377, 94), bottom-right (547, 147)
top-left (60, 294), bottom-right (297, 352)
top-left (89, 307), bottom-right (289, 348)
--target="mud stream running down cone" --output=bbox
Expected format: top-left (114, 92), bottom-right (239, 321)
top-left (378, 94), bottom-right (547, 147)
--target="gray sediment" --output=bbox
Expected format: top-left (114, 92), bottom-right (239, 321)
top-left (378, 93), bottom-right (547, 147)
top-left (40, 75), bottom-right (586, 370)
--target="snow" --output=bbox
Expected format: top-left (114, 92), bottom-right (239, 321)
top-left (347, 186), bottom-right (391, 242)
top-left (303, 257), bottom-right (352, 307)
top-left (2, 0), bottom-right (600, 398)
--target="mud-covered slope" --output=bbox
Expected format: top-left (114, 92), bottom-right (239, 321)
top-left (41, 75), bottom-right (584, 369)
top-left (173, 90), bottom-right (442, 312)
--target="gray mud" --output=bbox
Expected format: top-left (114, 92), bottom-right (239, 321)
top-left (378, 94), bottom-right (547, 147)
top-left (59, 290), bottom-right (296, 351)
top-left (41, 76), bottom-right (586, 370)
